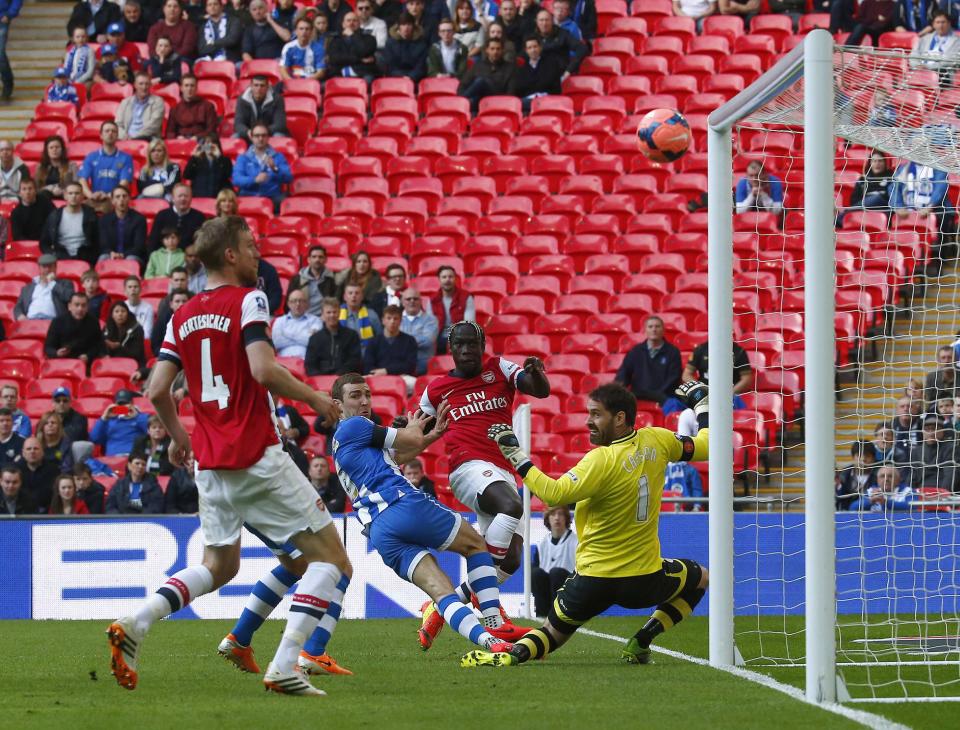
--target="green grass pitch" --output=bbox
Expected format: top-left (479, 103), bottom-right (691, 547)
top-left (0, 617), bottom-right (952, 729)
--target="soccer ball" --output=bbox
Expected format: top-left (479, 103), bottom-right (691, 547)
top-left (637, 108), bottom-right (691, 163)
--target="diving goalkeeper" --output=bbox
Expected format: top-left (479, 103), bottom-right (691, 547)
top-left (461, 380), bottom-right (709, 668)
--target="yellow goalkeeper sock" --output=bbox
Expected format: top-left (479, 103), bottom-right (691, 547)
top-left (515, 629), bottom-right (553, 663)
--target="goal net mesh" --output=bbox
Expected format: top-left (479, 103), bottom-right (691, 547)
top-left (729, 43), bottom-right (960, 700)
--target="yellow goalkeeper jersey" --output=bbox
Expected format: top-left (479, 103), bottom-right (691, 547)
top-left (522, 427), bottom-right (709, 578)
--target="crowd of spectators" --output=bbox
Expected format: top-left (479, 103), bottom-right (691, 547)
top-left (50, 0), bottom-right (597, 133)
top-left (837, 341), bottom-right (960, 511)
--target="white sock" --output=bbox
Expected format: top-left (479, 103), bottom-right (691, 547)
top-left (484, 513), bottom-right (521, 563)
top-left (272, 562), bottom-right (340, 673)
top-left (134, 565), bottom-right (214, 634)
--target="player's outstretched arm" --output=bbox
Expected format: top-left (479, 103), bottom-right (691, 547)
top-left (148, 359), bottom-right (193, 466)
top-left (517, 356), bottom-right (551, 398)
top-left (488, 423), bottom-right (602, 504)
top-left (246, 340), bottom-right (340, 426)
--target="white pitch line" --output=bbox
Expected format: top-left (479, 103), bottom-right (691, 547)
top-left (850, 697), bottom-right (960, 704)
top-left (577, 628), bottom-right (910, 730)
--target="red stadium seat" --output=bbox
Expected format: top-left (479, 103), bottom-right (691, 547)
top-left (561, 76), bottom-right (605, 112)
top-left (703, 15), bottom-right (744, 44)
top-left (605, 16), bottom-right (648, 52)
top-left (689, 34), bottom-right (731, 63)
top-left (530, 95), bottom-right (575, 129)
top-left (592, 36), bottom-right (635, 65)
top-left (595, 0), bottom-right (628, 34)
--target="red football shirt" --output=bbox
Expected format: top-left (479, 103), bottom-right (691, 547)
top-left (160, 285), bottom-right (281, 470)
top-left (421, 356), bottom-right (522, 473)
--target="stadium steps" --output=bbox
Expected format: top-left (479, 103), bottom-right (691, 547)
top-left (832, 264), bottom-right (960, 466)
top-left (0, 1), bottom-right (72, 142)
top-left (754, 266), bottom-right (960, 509)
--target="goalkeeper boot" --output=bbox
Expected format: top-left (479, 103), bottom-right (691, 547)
top-left (621, 637), bottom-right (652, 665)
top-left (218, 633), bottom-right (261, 674)
top-left (418, 600), bottom-right (445, 651)
top-left (461, 643), bottom-right (518, 668)
top-left (298, 651), bottom-right (353, 676)
top-left (106, 617), bottom-right (143, 690)
top-left (263, 663), bottom-right (326, 697)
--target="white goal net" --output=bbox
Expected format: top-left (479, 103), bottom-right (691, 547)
top-left (709, 30), bottom-right (960, 702)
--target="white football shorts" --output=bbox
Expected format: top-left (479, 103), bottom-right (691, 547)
top-left (448, 460), bottom-right (521, 536)
top-left (196, 444), bottom-right (332, 549)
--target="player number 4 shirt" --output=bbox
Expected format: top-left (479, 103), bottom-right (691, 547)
top-left (160, 285), bottom-right (281, 470)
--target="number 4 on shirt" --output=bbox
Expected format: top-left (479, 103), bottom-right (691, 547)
top-left (201, 337), bottom-right (231, 409)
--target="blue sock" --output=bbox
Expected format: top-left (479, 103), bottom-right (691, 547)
top-left (438, 592), bottom-right (489, 646)
top-left (230, 565), bottom-right (298, 647)
top-left (303, 572), bottom-right (350, 656)
top-left (466, 552), bottom-right (501, 620)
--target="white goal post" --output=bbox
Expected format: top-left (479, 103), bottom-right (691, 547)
top-left (707, 29), bottom-right (839, 704)
top-left (707, 25), bottom-right (960, 704)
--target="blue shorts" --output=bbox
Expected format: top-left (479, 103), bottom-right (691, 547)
top-left (367, 493), bottom-right (462, 581)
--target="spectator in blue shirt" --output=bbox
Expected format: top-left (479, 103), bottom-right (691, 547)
top-left (105, 451), bottom-right (165, 514)
top-left (848, 463), bottom-right (915, 512)
top-left (232, 122), bottom-right (293, 211)
top-left (664, 461), bottom-right (704, 511)
top-left (280, 16), bottom-right (325, 80)
top-left (0, 384), bottom-right (31, 438)
top-left (46, 67), bottom-right (79, 104)
top-left (735, 160), bottom-right (784, 216)
top-left (90, 389), bottom-right (150, 456)
top-left (78, 120), bottom-right (133, 213)
top-left (615, 315), bottom-right (685, 414)
top-left (399, 287), bottom-right (439, 375)
top-left (890, 157), bottom-right (958, 268)
top-left (272, 288), bottom-right (322, 358)
top-left (552, 0), bottom-right (581, 40)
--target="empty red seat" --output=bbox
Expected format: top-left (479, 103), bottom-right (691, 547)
top-left (478, 95), bottom-right (522, 126)
top-left (530, 95), bottom-right (576, 130)
top-left (371, 76), bottom-right (415, 101)
top-left (689, 34), bottom-right (731, 63)
top-left (641, 35), bottom-right (685, 64)
top-left (605, 16), bottom-right (648, 51)
top-left (592, 35), bottom-right (635, 65)
top-left (799, 13), bottom-right (830, 34)
top-left (561, 75), bottom-right (605, 112)
top-left (240, 59), bottom-right (281, 82)
top-left (654, 15), bottom-right (696, 44)
top-left (702, 14), bottom-right (744, 44)
top-left (720, 53), bottom-right (763, 84)
top-left (417, 76), bottom-right (459, 113)
top-left (578, 55), bottom-right (622, 84)
top-left (878, 31), bottom-right (917, 50)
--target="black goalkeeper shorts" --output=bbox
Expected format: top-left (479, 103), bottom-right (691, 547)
top-left (548, 559), bottom-right (703, 634)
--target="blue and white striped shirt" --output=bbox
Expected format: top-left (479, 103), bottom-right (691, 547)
top-left (280, 39), bottom-right (325, 77)
top-left (333, 416), bottom-right (421, 527)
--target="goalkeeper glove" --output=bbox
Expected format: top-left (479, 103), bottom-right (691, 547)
top-left (675, 381), bottom-right (709, 429)
top-left (488, 423), bottom-right (532, 472)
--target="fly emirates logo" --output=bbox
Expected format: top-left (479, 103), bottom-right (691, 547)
top-left (178, 314), bottom-right (232, 340)
top-left (450, 390), bottom-right (509, 421)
